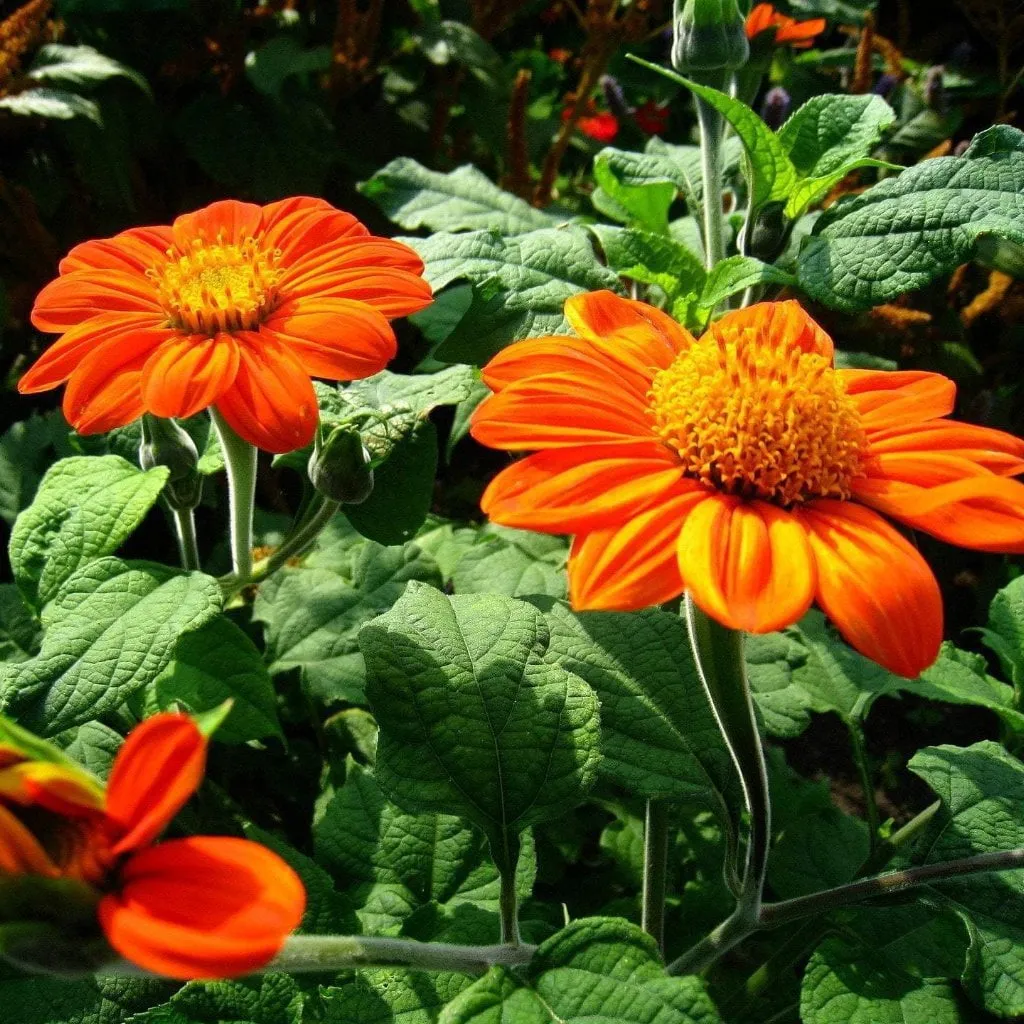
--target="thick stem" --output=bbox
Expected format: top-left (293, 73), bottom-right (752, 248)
top-left (695, 94), bottom-right (725, 271)
top-left (846, 719), bottom-right (880, 852)
top-left (499, 863), bottom-right (520, 946)
top-left (210, 409), bottom-right (258, 579)
top-left (667, 905), bottom-right (754, 976)
top-left (641, 799), bottom-right (670, 953)
top-left (171, 507), bottom-right (200, 572)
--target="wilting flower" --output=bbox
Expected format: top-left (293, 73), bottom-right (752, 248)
top-left (0, 713), bottom-right (305, 978)
top-left (745, 3), bottom-right (826, 48)
top-left (20, 198), bottom-right (433, 453)
top-left (470, 293), bottom-right (1024, 677)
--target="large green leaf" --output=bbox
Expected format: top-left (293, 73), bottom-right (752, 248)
top-left (799, 125), bottom-right (1024, 310)
top-left (1, 558), bottom-right (221, 735)
top-left (9, 455), bottom-right (168, 610)
top-left (409, 229), bottom-right (619, 365)
top-left (0, 976), bottom-right (175, 1024)
top-left (360, 584), bottom-right (601, 874)
top-left (909, 741), bottom-right (1024, 1016)
top-left (438, 918), bottom-right (720, 1024)
top-left (257, 541), bottom-right (442, 706)
top-left (133, 976), bottom-right (304, 1024)
top-left (361, 159), bottom-right (556, 235)
top-left (323, 969), bottom-right (469, 1024)
top-left (979, 574), bottom-right (1024, 691)
top-left (314, 761), bottom-right (535, 936)
top-left (27, 44), bottom-right (149, 93)
top-left (801, 906), bottom-right (969, 1024)
top-left (592, 148), bottom-right (682, 234)
top-left (451, 526), bottom-right (568, 599)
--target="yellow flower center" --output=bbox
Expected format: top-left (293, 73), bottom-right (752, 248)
top-left (648, 328), bottom-right (866, 506)
top-left (151, 235), bottom-right (282, 335)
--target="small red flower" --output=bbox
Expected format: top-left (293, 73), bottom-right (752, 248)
top-left (0, 713), bottom-right (305, 979)
top-left (746, 3), bottom-right (826, 47)
top-left (634, 99), bottom-right (671, 135)
top-left (563, 102), bottom-right (619, 143)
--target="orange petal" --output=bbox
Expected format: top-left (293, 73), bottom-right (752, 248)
top-left (105, 714), bottom-right (206, 857)
top-left (568, 489), bottom-right (709, 610)
top-left (18, 313), bottom-right (170, 394)
top-left (564, 291), bottom-right (693, 377)
top-left (62, 325), bottom-right (175, 435)
top-left (0, 762), bottom-right (104, 816)
top-left (98, 836), bottom-right (305, 980)
top-left (470, 371), bottom-right (654, 450)
top-left (60, 226), bottom-right (175, 275)
top-left (853, 474), bottom-right (1024, 554)
top-left (31, 271), bottom-right (163, 332)
top-left (283, 265), bottom-right (433, 318)
top-left (481, 442), bottom-right (689, 533)
top-left (172, 200), bottom-right (262, 250)
top-left (281, 237), bottom-right (426, 286)
top-left (843, 369), bottom-right (956, 425)
top-left (709, 300), bottom-right (834, 359)
top-left (0, 804), bottom-right (59, 876)
top-left (677, 496), bottom-right (815, 634)
top-left (865, 419), bottom-right (1024, 476)
top-left (481, 335), bottom-right (653, 400)
top-left (796, 500), bottom-right (943, 678)
top-left (746, 3), bottom-right (775, 36)
top-left (214, 332), bottom-right (318, 453)
top-left (260, 197), bottom-right (367, 260)
top-left (141, 333), bottom-right (240, 419)
top-left (262, 297), bottom-right (396, 381)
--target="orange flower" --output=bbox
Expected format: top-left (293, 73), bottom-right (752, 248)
top-left (745, 3), bottom-right (825, 47)
top-left (470, 293), bottom-right (1024, 677)
top-left (0, 713), bottom-right (305, 979)
top-left (20, 198), bottom-right (433, 453)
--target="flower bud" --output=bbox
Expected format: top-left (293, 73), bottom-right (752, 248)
top-left (308, 424), bottom-right (374, 505)
top-left (601, 74), bottom-right (632, 123)
top-left (923, 64), bottom-right (945, 112)
top-left (759, 85), bottom-right (790, 131)
top-left (672, 0), bottom-right (750, 74)
top-left (139, 414), bottom-right (202, 511)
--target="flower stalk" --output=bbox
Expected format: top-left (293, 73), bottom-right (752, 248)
top-left (210, 409), bottom-right (258, 580)
top-left (641, 799), bottom-right (671, 952)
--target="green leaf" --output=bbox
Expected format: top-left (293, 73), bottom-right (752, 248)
top-left (147, 615), bottom-right (282, 744)
top-left (451, 526), bottom-right (568, 599)
top-left (62, 721), bottom-right (122, 780)
top-left (745, 631), bottom-right (813, 739)
top-left (0, 414), bottom-right (68, 527)
top-left (593, 148), bottom-right (681, 234)
top-left (1, 558), bottom-right (222, 735)
top-left (540, 602), bottom-right (738, 814)
top-left (0, 586), bottom-right (41, 664)
top-left (314, 760), bottom-right (535, 935)
top-left (243, 36), bottom-right (331, 99)
top-left (0, 976), bottom-right (175, 1024)
top-left (908, 741), bottom-right (1024, 1016)
top-left (360, 584), bottom-right (601, 873)
top-left (0, 88), bottom-right (101, 122)
top-left (695, 255), bottom-right (796, 321)
top-left (324, 969), bottom-right (469, 1024)
top-left (801, 906), bottom-right (969, 1024)
top-left (439, 918), bottom-right (720, 1024)
top-left (27, 44), bottom-right (149, 94)
top-left (9, 455), bottom-right (168, 611)
top-left (157, 975), bottom-right (304, 1024)
top-left (409, 229), bottom-right (620, 365)
top-left (799, 125), bottom-right (1024, 310)
top-left (361, 159), bottom-right (556, 235)
top-left (257, 541), bottom-right (442, 706)
top-left (412, 21), bottom-right (503, 88)
top-left (343, 367), bottom-right (480, 416)
top-left (979, 573), bottom-right (1024, 689)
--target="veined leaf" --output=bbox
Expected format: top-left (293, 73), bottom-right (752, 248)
top-left (27, 44), bottom-right (149, 94)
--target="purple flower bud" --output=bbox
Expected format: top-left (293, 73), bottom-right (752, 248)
top-left (872, 73), bottom-right (898, 99)
top-left (759, 86), bottom-right (791, 131)
top-left (923, 65), bottom-right (945, 112)
top-left (601, 74), bottom-right (632, 123)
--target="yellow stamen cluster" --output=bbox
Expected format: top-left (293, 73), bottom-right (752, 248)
top-left (151, 235), bottom-right (282, 335)
top-left (648, 328), bottom-right (866, 506)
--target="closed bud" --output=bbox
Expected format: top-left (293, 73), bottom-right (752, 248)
top-left (139, 414), bottom-right (202, 511)
top-left (601, 74), bottom-right (632, 123)
top-left (308, 424), bottom-right (374, 505)
top-left (923, 64), bottom-right (945, 112)
top-left (672, 0), bottom-right (750, 74)
top-left (759, 85), bottom-right (790, 131)
top-left (746, 200), bottom-right (792, 263)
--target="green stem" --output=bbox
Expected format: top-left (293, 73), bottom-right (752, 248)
top-left (210, 409), bottom-right (258, 579)
top-left (171, 507), bottom-right (200, 572)
top-left (499, 863), bottom-right (521, 946)
top-left (695, 93), bottom-right (725, 271)
top-left (846, 719), bottom-right (880, 853)
top-left (641, 799), bottom-right (671, 953)
top-left (667, 904), bottom-right (754, 976)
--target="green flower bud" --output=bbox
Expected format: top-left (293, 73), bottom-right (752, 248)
top-left (139, 413), bottom-right (203, 511)
top-left (308, 424), bottom-right (374, 505)
top-left (672, 0), bottom-right (750, 73)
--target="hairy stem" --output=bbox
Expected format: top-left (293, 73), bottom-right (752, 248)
top-left (846, 719), bottom-right (880, 853)
top-left (642, 799), bottom-right (671, 952)
top-left (499, 862), bottom-right (521, 946)
top-left (695, 94), bottom-right (725, 271)
top-left (171, 507), bottom-right (200, 572)
top-left (210, 409), bottom-right (257, 579)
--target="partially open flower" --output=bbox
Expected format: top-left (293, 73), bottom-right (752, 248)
top-left (745, 3), bottom-right (826, 48)
top-left (0, 713), bottom-right (305, 979)
top-left (470, 292), bottom-right (1024, 677)
top-left (20, 198), bottom-right (433, 453)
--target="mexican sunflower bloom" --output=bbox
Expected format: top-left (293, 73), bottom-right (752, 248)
top-left (0, 713), bottom-right (305, 978)
top-left (19, 198), bottom-right (433, 453)
top-left (745, 3), bottom-right (826, 47)
top-left (470, 293), bottom-right (1024, 677)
